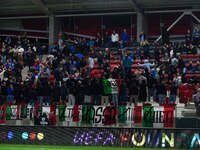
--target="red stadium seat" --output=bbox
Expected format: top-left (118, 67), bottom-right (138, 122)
top-left (187, 84), bottom-right (197, 92)
top-left (185, 90), bottom-right (193, 102)
top-left (179, 97), bottom-right (188, 104)
top-left (179, 84), bottom-right (188, 92)
top-left (132, 64), bottom-right (139, 69)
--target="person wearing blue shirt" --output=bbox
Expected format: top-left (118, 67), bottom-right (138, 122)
top-left (122, 55), bottom-right (133, 74)
top-left (121, 29), bottom-right (129, 47)
top-left (138, 59), bottom-right (155, 72)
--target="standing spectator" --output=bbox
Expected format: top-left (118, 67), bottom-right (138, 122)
top-left (37, 82), bottom-right (45, 106)
top-left (92, 78), bottom-right (102, 105)
top-left (27, 86), bottom-right (37, 106)
top-left (121, 29), bottom-right (129, 48)
top-left (60, 82), bottom-right (68, 105)
top-left (147, 74), bottom-right (157, 102)
top-left (178, 57), bottom-right (186, 74)
top-left (119, 79), bottom-right (127, 105)
top-left (83, 78), bottom-right (92, 104)
top-left (169, 83), bottom-right (178, 104)
top-left (87, 56), bottom-right (94, 75)
top-left (26, 48), bottom-right (35, 70)
top-left (6, 84), bottom-right (14, 103)
top-left (122, 55), bottom-right (132, 74)
top-left (101, 76), bottom-right (110, 106)
top-left (156, 81), bottom-right (167, 104)
top-left (139, 78), bottom-right (147, 102)
top-left (128, 75), bottom-right (139, 105)
top-left (96, 33), bottom-right (102, 47)
top-left (38, 45), bottom-right (46, 62)
top-left (75, 80), bottom-right (84, 105)
top-left (43, 82), bottom-right (51, 106)
top-left (66, 76), bottom-right (76, 106)
top-left (185, 29), bottom-right (192, 46)
top-left (143, 40), bottom-right (150, 59)
top-left (52, 82), bottom-right (61, 105)
top-left (138, 59), bottom-right (155, 72)
top-left (108, 76), bottom-right (118, 106)
top-left (139, 31), bottom-right (146, 45)
top-left (103, 32), bottom-right (110, 47)
top-left (111, 30), bottom-right (119, 47)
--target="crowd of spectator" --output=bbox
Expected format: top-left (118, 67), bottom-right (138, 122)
top-left (0, 28), bottom-right (200, 108)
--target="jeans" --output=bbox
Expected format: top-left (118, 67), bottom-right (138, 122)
top-left (93, 95), bottom-right (100, 105)
top-left (68, 94), bottom-right (75, 106)
top-left (148, 88), bottom-right (156, 102)
top-left (112, 94), bottom-right (118, 106)
top-left (38, 96), bottom-right (44, 105)
top-left (169, 95), bottom-right (176, 104)
top-left (158, 94), bottom-right (166, 104)
top-left (44, 96), bottom-right (51, 105)
top-left (7, 95), bottom-right (14, 103)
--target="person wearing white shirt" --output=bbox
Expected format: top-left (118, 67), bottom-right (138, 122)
top-left (111, 30), bottom-right (119, 47)
top-left (88, 56), bottom-right (94, 75)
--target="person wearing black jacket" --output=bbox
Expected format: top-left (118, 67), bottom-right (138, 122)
top-left (60, 82), bottom-right (68, 105)
top-left (147, 74), bottom-right (157, 102)
top-left (156, 81), bottom-right (167, 104)
top-left (75, 80), bottom-right (84, 105)
top-left (83, 78), bottom-right (92, 104)
top-left (66, 76), bottom-right (76, 105)
top-left (92, 78), bottom-right (102, 105)
top-left (52, 82), bottom-right (61, 105)
top-left (128, 76), bottom-right (139, 105)
top-left (169, 83), bottom-right (178, 104)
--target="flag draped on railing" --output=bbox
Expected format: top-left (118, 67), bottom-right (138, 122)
top-left (0, 104), bottom-right (175, 127)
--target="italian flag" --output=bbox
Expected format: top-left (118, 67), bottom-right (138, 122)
top-left (134, 106), bottom-right (142, 123)
top-left (72, 105), bottom-right (81, 122)
top-left (81, 105), bottom-right (95, 125)
top-left (103, 106), bottom-right (117, 125)
top-left (20, 105), bottom-right (34, 119)
top-left (6, 105), bottom-right (20, 120)
top-left (34, 105), bottom-right (56, 125)
top-left (118, 106), bottom-right (127, 123)
top-left (102, 79), bottom-right (112, 95)
top-left (58, 105), bottom-right (67, 121)
top-left (143, 106), bottom-right (175, 128)
top-left (42, 106), bottom-right (56, 125)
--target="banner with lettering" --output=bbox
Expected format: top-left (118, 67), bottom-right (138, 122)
top-left (1, 104), bottom-right (175, 127)
top-left (81, 105), bottom-right (95, 125)
top-left (143, 106), bottom-right (175, 128)
top-left (134, 106), bottom-right (142, 123)
top-left (103, 106), bottom-right (117, 125)
top-left (0, 105), bottom-right (6, 124)
top-left (6, 105), bottom-right (20, 120)
top-left (20, 105), bottom-right (34, 119)
top-left (34, 106), bottom-right (56, 125)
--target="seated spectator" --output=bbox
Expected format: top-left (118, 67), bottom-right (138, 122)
top-left (194, 61), bottom-right (200, 73)
top-left (186, 61), bottom-right (195, 73)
